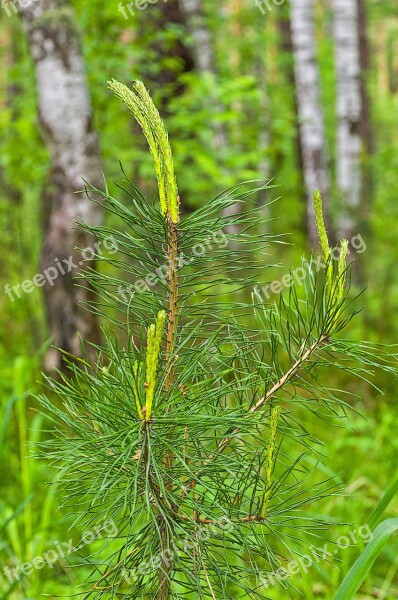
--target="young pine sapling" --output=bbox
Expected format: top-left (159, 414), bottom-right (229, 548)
top-left (42, 81), bottom-right (396, 599)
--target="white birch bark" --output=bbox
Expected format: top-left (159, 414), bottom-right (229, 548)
top-left (20, 0), bottom-right (103, 371)
top-left (290, 0), bottom-right (331, 247)
top-left (333, 0), bottom-right (362, 239)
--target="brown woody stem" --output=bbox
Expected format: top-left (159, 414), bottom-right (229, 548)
top-left (158, 214), bottom-right (179, 600)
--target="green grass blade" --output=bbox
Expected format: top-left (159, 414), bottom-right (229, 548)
top-left (368, 474), bottom-right (398, 529)
top-left (334, 518), bottom-right (398, 600)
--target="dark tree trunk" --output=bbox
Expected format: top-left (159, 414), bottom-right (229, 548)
top-left (136, 0), bottom-right (195, 96)
top-left (20, 1), bottom-right (103, 372)
top-left (179, 0), bottom-right (216, 73)
top-left (357, 0), bottom-right (373, 156)
top-left (178, 0), bottom-right (228, 150)
top-left (357, 0), bottom-right (373, 219)
top-left (276, 5), bottom-right (305, 227)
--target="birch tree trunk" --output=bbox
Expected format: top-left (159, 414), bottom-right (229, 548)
top-left (332, 0), bottom-right (362, 240)
top-left (20, 1), bottom-right (103, 372)
top-left (290, 0), bottom-right (331, 248)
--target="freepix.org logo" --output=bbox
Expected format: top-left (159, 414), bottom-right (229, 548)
top-left (254, 0), bottom-right (285, 14)
top-left (1, 0), bottom-right (39, 17)
top-left (118, 0), bottom-right (168, 20)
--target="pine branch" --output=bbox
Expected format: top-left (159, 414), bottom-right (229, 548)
top-left (185, 332), bottom-right (329, 490)
top-left (178, 513), bottom-right (264, 525)
top-left (251, 334), bottom-right (329, 413)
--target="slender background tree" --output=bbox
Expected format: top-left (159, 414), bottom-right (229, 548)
top-left (290, 0), bottom-right (331, 247)
top-left (333, 0), bottom-right (364, 240)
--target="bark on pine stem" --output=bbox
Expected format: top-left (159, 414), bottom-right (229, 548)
top-left (158, 214), bottom-right (179, 600)
top-left (19, 1), bottom-right (103, 372)
top-left (165, 218), bottom-right (179, 389)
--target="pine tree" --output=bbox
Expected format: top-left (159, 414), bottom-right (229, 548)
top-left (41, 81), bottom-right (396, 599)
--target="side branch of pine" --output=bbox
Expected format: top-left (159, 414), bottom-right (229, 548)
top-left (182, 333), bottom-right (329, 505)
top-left (217, 333), bottom-right (329, 455)
top-left (251, 333), bottom-right (328, 413)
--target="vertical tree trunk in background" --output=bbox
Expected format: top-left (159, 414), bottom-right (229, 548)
top-left (357, 0), bottom-right (372, 152)
top-left (252, 4), bottom-right (271, 188)
top-left (178, 0), bottom-right (215, 73)
top-left (178, 0), bottom-right (228, 151)
top-left (376, 19), bottom-right (389, 97)
top-left (332, 0), bottom-right (362, 240)
top-left (178, 0), bottom-right (237, 220)
top-left (20, 1), bottom-right (103, 372)
top-left (255, 57), bottom-right (271, 186)
top-left (276, 6), bottom-right (304, 180)
top-left (290, 0), bottom-right (331, 248)
top-left (229, 0), bottom-right (243, 73)
top-left (356, 0), bottom-right (373, 215)
top-left (387, 27), bottom-right (398, 95)
top-left (276, 4), bottom-right (305, 223)
top-left (138, 0), bottom-right (195, 95)
top-left (134, 0), bottom-right (194, 204)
